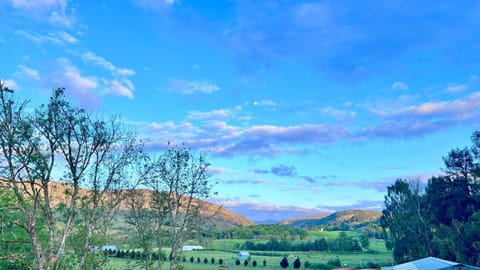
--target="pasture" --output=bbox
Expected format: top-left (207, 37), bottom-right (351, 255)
top-left (106, 234), bottom-right (393, 269)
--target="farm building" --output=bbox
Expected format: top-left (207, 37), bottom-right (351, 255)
top-left (181, 245), bottom-right (204, 251)
top-left (236, 251), bottom-right (250, 260)
top-left (101, 245), bottom-right (117, 251)
top-left (382, 257), bottom-right (480, 270)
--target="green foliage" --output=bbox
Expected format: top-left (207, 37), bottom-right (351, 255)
top-left (244, 259), bottom-right (248, 266)
top-left (235, 259), bottom-right (240, 265)
top-left (219, 224), bottom-right (308, 240)
top-left (252, 260), bottom-right (257, 267)
top-left (327, 256), bottom-right (341, 267)
top-left (381, 130), bottom-right (480, 266)
top-left (360, 233), bottom-right (370, 250)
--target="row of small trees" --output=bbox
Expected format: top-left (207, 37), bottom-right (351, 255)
top-left (241, 232), bottom-right (368, 252)
top-left (0, 83), bottom-right (216, 270)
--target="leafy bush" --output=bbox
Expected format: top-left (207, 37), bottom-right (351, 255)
top-left (280, 257), bottom-right (289, 268)
top-left (235, 259), bottom-right (240, 265)
top-left (293, 257), bottom-right (301, 269)
top-left (327, 257), bottom-right (341, 267)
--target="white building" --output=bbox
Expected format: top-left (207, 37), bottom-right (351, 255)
top-left (181, 245), bottom-right (204, 251)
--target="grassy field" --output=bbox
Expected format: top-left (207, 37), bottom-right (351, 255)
top-left (105, 235), bottom-right (393, 270)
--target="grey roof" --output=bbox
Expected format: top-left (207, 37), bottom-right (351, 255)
top-left (382, 257), bottom-right (479, 270)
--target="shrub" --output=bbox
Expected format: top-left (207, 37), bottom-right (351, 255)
top-left (235, 259), bottom-right (240, 265)
top-left (327, 257), bottom-right (341, 267)
top-left (182, 256), bottom-right (186, 262)
top-left (304, 260), bottom-right (311, 268)
top-left (211, 258), bottom-right (215, 264)
top-left (219, 258), bottom-right (223, 265)
top-left (263, 259), bottom-right (267, 266)
top-left (244, 260), bottom-right (249, 266)
top-left (293, 257), bottom-right (301, 269)
top-left (252, 260), bottom-right (257, 267)
top-left (189, 256), bottom-right (194, 263)
top-left (204, 258), bottom-right (208, 264)
top-left (197, 257), bottom-right (201, 263)
top-left (280, 257), bottom-right (289, 268)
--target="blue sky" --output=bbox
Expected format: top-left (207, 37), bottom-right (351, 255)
top-left (1, 0), bottom-right (480, 223)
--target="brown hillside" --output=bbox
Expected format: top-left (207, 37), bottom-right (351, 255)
top-left (280, 210), bottom-right (381, 229)
top-left (3, 181), bottom-right (254, 228)
top-left (279, 213), bottom-right (329, 225)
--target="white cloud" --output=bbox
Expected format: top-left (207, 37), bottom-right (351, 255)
top-left (17, 65), bottom-right (40, 80)
top-left (10, 0), bottom-right (75, 27)
top-left (134, 0), bottom-right (177, 9)
top-left (54, 59), bottom-right (99, 107)
top-left (445, 83), bottom-right (467, 93)
top-left (16, 30), bottom-right (77, 45)
top-left (9, 0), bottom-right (64, 10)
top-left (103, 79), bottom-right (134, 99)
top-left (169, 79), bottom-right (219, 94)
top-left (3, 79), bottom-right (18, 90)
top-left (82, 51), bottom-right (135, 76)
top-left (391, 81), bottom-right (409, 90)
top-left (187, 109), bottom-right (230, 120)
top-left (58, 31), bottom-right (77, 44)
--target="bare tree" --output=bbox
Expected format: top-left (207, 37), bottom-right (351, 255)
top-left (127, 144), bottom-right (218, 270)
top-left (0, 85), bottom-right (141, 270)
top-left (149, 144), bottom-right (216, 270)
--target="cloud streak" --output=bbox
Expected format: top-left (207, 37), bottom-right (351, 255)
top-left (169, 79), bottom-right (219, 94)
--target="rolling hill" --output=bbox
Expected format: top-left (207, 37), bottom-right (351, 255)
top-left (280, 210), bottom-right (382, 229)
top-left (3, 181), bottom-right (254, 228)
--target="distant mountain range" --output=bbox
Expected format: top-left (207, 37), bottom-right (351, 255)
top-left (5, 181), bottom-right (381, 230)
top-left (279, 210), bottom-right (382, 229)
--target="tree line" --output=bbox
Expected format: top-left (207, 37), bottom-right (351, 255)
top-left (381, 131), bottom-right (480, 266)
top-left (215, 224), bottom-right (308, 240)
top-left (241, 232), bottom-right (369, 252)
top-left (0, 83), bottom-right (216, 270)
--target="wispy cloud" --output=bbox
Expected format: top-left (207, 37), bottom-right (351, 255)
top-left (222, 179), bottom-right (270, 185)
top-left (3, 79), bottom-right (18, 90)
top-left (102, 79), bottom-right (135, 99)
top-left (9, 0), bottom-right (76, 27)
top-left (445, 83), bottom-right (467, 93)
top-left (169, 79), bottom-right (219, 94)
top-left (53, 58), bottom-right (100, 108)
top-left (391, 81), bottom-right (409, 90)
top-left (251, 168), bottom-right (269, 174)
top-left (271, 164), bottom-right (297, 177)
top-left (16, 65), bottom-right (40, 80)
top-left (144, 121), bottom-right (350, 157)
top-left (219, 200), bottom-right (331, 223)
top-left (187, 109), bottom-right (230, 121)
top-left (16, 30), bottom-right (78, 45)
top-left (133, 0), bottom-right (177, 10)
top-left (82, 51), bottom-right (135, 76)
top-left (9, 0), bottom-right (64, 10)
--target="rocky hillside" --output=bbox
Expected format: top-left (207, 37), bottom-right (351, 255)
top-left (280, 210), bottom-right (381, 229)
